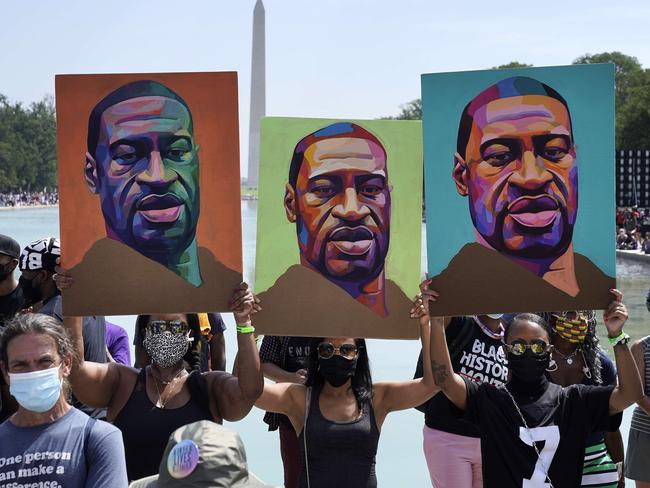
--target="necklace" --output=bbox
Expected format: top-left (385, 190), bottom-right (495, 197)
top-left (473, 316), bottom-right (504, 341)
top-left (149, 366), bottom-right (186, 409)
top-left (501, 385), bottom-right (555, 488)
top-left (553, 347), bottom-right (580, 365)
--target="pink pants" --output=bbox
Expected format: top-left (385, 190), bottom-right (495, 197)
top-left (423, 426), bottom-right (483, 488)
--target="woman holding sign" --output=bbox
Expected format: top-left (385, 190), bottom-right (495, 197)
top-left (54, 266), bottom-right (263, 482)
top-left (255, 281), bottom-right (439, 488)
top-left (426, 285), bottom-right (642, 488)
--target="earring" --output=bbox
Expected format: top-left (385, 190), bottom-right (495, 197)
top-left (546, 354), bottom-right (558, 372)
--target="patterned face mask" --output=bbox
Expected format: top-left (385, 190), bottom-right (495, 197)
top-left (552, 314), bottom-right (589, 343)
top-left (143, 330), bottom-right (192, 368)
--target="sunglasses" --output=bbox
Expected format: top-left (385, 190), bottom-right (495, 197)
top-left (147, 320), bottom-right (188, 335)
top-left (317, 342), bottom-right (360, 360)
top-left (504, 339), bottom-right (551, 356)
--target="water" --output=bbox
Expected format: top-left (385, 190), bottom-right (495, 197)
top-left (0, 204), bottom-right (648, 487)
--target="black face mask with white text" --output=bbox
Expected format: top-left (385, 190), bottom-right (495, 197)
top-left (318, 355), bottom-right (357, 387)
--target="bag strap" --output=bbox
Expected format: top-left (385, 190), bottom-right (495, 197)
top-left (303, 386), bottom-right (311, 488)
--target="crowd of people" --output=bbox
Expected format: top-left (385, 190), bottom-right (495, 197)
top-left (0, 232), bottom-right (648, 487)
top-left (616, 207), bottom-right (650, 253)
top-left (0, 190), bottom-right (59, 208)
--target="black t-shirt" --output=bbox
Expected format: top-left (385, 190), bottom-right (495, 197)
top-left (416, 316), bottom-right (508, 437)
top-left (464, 379), bottom-right (622, 488)
top-left (0, 284), bottom-right (24, 327)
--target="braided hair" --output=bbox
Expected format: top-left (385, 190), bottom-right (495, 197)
top-left (541, 311), bottom-right (603, 385)
top-left (136, 314), bottom-right (204, 373)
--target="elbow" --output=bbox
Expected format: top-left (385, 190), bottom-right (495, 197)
top-left (243, 378), bottom-right (264, 403)
top-left (632, 385), bottom-right (645, 404)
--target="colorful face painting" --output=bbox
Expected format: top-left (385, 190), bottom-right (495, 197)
top-left (421, 64), bottom-right (616, 316)
top-left (254, 118), bottom-right (422, 339)
top-left (56, 73), bottom-right (242, 316)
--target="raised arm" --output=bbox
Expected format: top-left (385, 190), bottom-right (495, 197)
top-left (630, 337), bottom-right (650, 416)
top-left (425, 287), bottom-right (468, 411)
top-left (209, 283), bottom-right (263, 421)
top-left (62, 316), bottom-right (122, 408)
top-left (55, 265), bottom-right (123, 408)
top-left (374, 281), bottom-right (440, 420)
top-left (605, 289), bottom-right (644, 414)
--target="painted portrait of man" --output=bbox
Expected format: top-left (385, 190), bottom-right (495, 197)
top-left (56, 72), bottom-right (242, 316)
top-left (422, 66), bottom-right (616, 316)
top-left (283, 123), bottom-right (392, 316)
top-left (255, 118), bottom-right (422, 339)
top-left (84, 80), bottom-right (203, 286)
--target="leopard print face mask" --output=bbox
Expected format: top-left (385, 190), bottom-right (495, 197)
top-left (143, 330), bottom-right (191, 368)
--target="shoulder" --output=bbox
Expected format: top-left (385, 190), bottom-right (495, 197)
top-left (563, 383), bottom-right (614, 401)
top-left (88, 414), bottom-right (121, 439)
top-left (208, 313), bottom-right (226, 333)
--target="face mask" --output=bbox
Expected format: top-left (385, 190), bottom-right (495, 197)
top-left (486, 314), bottom-right (504, 320)
top-left (507, 350), bottom-right (550, 383)
top-left (553, 316), bottom-right (589, 343)
top-left (9, 365), bottom-right (62, 413)
top-left (318, 355), bottom-right (357, 387)
top-left (19, 275), bottom-right (43, 307)
top-left (0, 261), bottom-right (15, 281)
top-left (143, 331), bottom-right (191, 368)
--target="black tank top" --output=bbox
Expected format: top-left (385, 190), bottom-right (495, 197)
top-left (298, 384), bottom-right (379, 488)
top-left (113, 368), bottom-right (213, 481)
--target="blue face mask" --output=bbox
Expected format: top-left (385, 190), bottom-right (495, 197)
top-left (9, 365), bottom-right (62, 413)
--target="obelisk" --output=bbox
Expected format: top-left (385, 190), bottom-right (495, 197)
top-left (247, 0), bottom-right (265, 188)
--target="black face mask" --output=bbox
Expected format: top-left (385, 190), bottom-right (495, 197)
top-left (0, 261), bottom-right (15, 281)
top-left (319, 355), bottom-right (357, 387)
top-left (507, 350), bottom-right (550, 383)
top-left (19, 275), bottom-right (43, 307)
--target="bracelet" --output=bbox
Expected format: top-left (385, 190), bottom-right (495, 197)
top-left (608, 331), bottom-right (630, 347)
top-left (236, 321), bottom-right (255, 334)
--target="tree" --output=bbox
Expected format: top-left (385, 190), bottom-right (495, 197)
top-left (491, 61), bottom-right (533, 70)
top-left (0, 94), bottom-right (57, 192)
top-left (382, 98), bottom-right (421, 120)
top-left (618, 69), bottom-right (650, 149)
top-left (573, 52), bottom-right (644, 147)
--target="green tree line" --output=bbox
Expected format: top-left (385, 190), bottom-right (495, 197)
top-left (384, 52), bottom-right (650, 150)
top-left (0, 95), bottom-right (57, 192)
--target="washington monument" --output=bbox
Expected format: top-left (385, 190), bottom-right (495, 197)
top-left (247, 0), bottom-right (265, 187)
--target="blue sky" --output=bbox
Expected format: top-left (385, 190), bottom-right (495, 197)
top-left (2, 0), bottom-right (649, 177)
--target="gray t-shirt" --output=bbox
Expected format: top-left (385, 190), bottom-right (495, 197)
top-left (0, 407), bottom-right (127, 488)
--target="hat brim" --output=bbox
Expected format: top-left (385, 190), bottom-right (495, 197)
top-left (239, 472), bottom-right (277, 488)
top-left (129, 474), bottom-right (159, 488)
top-left (129, 471), bottom-right (276, 488)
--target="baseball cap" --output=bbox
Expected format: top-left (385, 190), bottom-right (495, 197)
top-left (19, 237), bottom-right (61, 272)
top-left (129, 421), bottom-right (277, 488)
top-left (0, 234), bottom-right (20, 260)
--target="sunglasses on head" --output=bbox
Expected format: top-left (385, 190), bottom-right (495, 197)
top-left (317, 342), bottom-right (360, 360)
top-left (147, 320), bottom-right (188, 335)
top-left (504, 339), bottom-right (551, 356)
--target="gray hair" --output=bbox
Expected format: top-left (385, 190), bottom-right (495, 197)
top-left (1, 313), bottom-right (76, 367)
